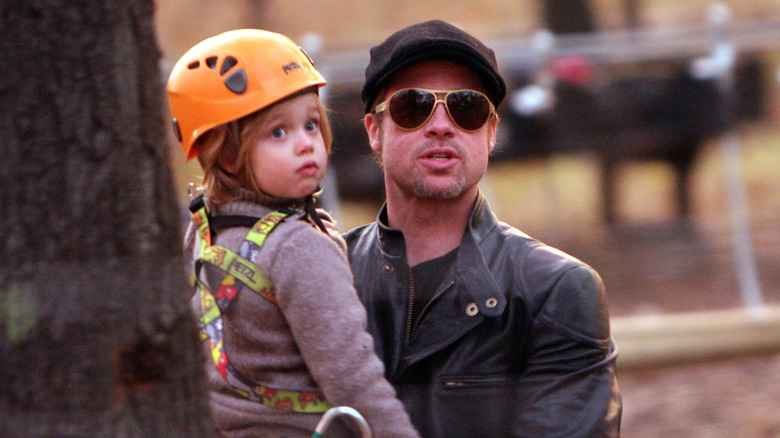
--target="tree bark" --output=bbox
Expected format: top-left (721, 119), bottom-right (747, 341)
top-left (0, 1), bottom-right (212, 436)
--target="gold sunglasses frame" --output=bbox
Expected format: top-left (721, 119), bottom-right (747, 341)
top-left (374, 88), bottom-right (496, 132)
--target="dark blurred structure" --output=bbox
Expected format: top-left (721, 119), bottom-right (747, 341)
top-left (325, 85), bottom-right (385, 201)
top-left (322, 1), bottom-right (770, 223)
top-left (496, 55), bottom-right (766, 224)
top-left (539, 0), bottom-right (596, 34)
top-left (494, 0), bottom-right (768, 224)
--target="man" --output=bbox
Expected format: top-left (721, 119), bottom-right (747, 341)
top-left (345, 20), bottom-right (621, 437)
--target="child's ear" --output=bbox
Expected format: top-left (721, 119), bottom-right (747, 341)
top-left (215, 125), bottom-right (240, 173)
top-left (218, 150), bottom-right (239, 174)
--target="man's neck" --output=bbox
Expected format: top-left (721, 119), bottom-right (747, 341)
top-left (386, 188), bottom-right (478, 267)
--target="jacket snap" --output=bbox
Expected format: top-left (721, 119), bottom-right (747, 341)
top-left (383, 263), bottom-right (394, 273)
top-left (485, 297), bottom-right (498, 309)
top-left (465, 302), bottom-right (479, 316)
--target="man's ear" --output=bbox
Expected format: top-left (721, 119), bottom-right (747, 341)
top-left (364, 113), bottom-right (382, 153)
top-left (487, 115), bottom-right (498, 153)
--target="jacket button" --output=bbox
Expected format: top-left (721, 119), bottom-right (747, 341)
top-left (465, 302), bottom-right (479, 316)
top-left (383, 263), bottom-right (394, 273)
top-left (485, 297), bottom-right (498, 309)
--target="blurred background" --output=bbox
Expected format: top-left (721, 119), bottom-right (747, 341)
top-left (155, 1), bottom-right (780, 435)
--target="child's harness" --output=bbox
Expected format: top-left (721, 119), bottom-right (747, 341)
top-left (189, 196), bottom-right (331, 413)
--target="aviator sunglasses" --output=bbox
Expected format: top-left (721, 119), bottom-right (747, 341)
top-left (374, 88), bottom-right (496, 132)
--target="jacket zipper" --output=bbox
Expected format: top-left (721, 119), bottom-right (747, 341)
top-left (442, 375), bottom-right (511, 389)
top-left (403, 270), bottom-right (416, 347)
top-left (412, 280), bottom-right (455, 334)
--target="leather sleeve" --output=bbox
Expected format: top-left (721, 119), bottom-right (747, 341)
top-left (514, 265), bottom-right (622, 437)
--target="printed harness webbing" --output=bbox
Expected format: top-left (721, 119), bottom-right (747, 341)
top-left (192, 204), bottom-right (332, 413)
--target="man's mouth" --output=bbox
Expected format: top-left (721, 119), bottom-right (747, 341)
top-left (427, 152), bottom-right (453, 160)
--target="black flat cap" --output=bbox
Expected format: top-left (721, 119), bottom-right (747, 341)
top-left (361, 19), bottom-right (507, 113)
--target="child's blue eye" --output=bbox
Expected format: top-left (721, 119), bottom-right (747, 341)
top-left (271, 127), bottom-right (286, 138)
top-left (305, 121), bottom-right (318, 132)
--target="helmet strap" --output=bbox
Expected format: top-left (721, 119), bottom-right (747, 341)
top-left (304, 191), bottom-right (329, 234)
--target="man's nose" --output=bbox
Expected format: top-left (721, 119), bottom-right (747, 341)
top-left (425, 101), bottom-right (455, 136)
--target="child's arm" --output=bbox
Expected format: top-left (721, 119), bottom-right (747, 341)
top-left (272, 225), bottom-right (419, 438)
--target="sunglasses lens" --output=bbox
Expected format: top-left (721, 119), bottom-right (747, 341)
top-left (385, 89), bottom-right (492, 131)
top-left (446, 91), bottom-right (491, 131)
top-left (388, 89), bottom-right (436, 129)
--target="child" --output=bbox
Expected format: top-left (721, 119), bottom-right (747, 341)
top-left (166, 29), bottom-right (419, 438)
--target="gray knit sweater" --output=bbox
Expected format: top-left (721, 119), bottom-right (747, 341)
top-left (185, 199), bottom-right (419, 438)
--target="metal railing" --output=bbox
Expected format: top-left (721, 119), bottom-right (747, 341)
top-left (310, 14), bottom-right (780, 85)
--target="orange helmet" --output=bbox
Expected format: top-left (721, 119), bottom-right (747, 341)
top-left (166, 29), bottom-right (327, 161)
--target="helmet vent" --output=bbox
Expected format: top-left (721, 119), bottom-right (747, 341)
top-left (206, 56), bottom-right (218, 69)
top-left (221, 56), bottom-right (238, 75)
top-left (224, 69), bottom-right (247, 94)
top-left (187, 61), bottom-right (200, 70)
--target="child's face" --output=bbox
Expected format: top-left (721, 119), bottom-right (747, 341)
top-left (248, 93), bottom-right (328, 199)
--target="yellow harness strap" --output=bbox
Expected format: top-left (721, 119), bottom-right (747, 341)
top-left (192, 204), bottom-right (331, 413)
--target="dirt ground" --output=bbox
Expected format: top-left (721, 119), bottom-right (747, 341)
top-left (557, 214), bottom-right (780, 437)
top-left (618, 351), bottom-right (780, 437)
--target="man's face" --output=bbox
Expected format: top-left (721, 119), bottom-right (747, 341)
top-left (364, 60), bottom-right (498, 201)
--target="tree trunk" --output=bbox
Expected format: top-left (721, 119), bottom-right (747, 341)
top-left (0, 1), bottom-right (212, 436)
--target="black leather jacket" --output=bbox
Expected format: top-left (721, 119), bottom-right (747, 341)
top-left (345, 192), bottom-right (621, 437)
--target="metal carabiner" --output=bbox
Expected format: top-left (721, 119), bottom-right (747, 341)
top-left (312, 406), bottom-right (372, 438)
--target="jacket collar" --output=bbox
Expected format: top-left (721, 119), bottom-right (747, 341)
top-left (384, 190), bottom-right (507, 365)
top-left (456, 191), bottom-right (506, 318)
top-left (376, 206), bottom-right (407, 257)
top-left (376, 189), bottom-right (506, 316)
top-left (467, 190), bottom-right (500, 244)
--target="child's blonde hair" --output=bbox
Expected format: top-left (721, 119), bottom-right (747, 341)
top-left (195, 92), bottom-right (332, 206)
